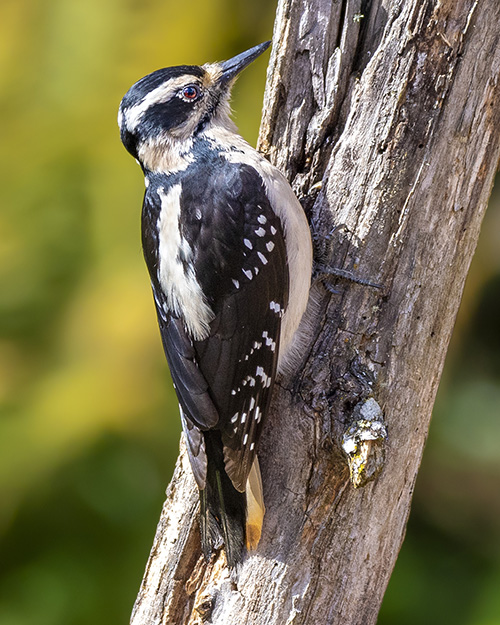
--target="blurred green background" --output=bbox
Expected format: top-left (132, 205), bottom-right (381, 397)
top-left (0, 1), bottom-right (498, 624)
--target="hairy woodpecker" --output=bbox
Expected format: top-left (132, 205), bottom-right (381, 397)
top-left (118, 41), bottom-right (312, 566)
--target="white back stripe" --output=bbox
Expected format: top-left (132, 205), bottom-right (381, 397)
top-left (157, 185), bottom-right (214, 339)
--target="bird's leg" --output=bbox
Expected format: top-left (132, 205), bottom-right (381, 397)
top-left (314, 264), bottom-right (383, 295)
top-left (308, 217), bottom-right (382, 294)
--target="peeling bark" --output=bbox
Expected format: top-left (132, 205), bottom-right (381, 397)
top-left (131, 1), bottom-right (500, 623)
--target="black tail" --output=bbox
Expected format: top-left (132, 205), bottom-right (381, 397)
top-left (199, 432), bottom-right (246, 568)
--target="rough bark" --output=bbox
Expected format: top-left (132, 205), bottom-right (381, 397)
top-left (130, 1), bottom-right (500, 624)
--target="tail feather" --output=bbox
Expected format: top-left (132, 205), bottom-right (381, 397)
top-left (200, 433), bottom-right (246, 567)
top-left (199, 488), bottom-right (220, 561)
top-left (245, 457), bottom-right (265, 550)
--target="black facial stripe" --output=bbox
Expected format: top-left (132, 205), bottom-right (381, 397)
top-left (121, 127), bottom-right (139, 159)
top-left (141, 98), bottom-right (194, 136)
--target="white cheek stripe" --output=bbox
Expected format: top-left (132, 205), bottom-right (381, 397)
top-left (157, 184), bottom-right (214, 339)
top-left (122, 75), bottom-right (201, 131)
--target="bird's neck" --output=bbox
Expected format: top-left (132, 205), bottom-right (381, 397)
top-left (139, 121), bottom-right (256, 177)
top-left (138, 133), bottom-right (195, 175)
top-left (199, 123), bottom-right (256, 160)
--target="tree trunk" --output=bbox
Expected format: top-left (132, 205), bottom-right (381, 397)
top-left (130, 1), bottom-right (500, 623)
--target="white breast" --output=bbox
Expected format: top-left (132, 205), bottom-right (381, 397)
top-left (255, 157), bottom-right (313, 373)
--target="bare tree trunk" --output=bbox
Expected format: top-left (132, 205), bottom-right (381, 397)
top-left (130, 1), bottom-right (500, 624)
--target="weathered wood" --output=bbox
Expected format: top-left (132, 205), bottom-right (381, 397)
top-left (131, 1), bottom-right (500, 623)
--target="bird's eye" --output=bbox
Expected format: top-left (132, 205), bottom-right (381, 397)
top-left (181, 85), bottom-right (201, 101)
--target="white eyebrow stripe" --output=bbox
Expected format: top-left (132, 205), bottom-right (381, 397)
top-left (122, 75), bottom-right (201, 131)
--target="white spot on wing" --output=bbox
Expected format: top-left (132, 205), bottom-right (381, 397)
top-left (232, 279), bottom-right (240, 289)
top-left (257, 215), bottom-right (267, 224)
top-left (266, 241), bottom-right (275, 252)
top-left (255, 227), bottom-right (266, 237)
top-left (153, 291), bottom-right (167, 321)
top-left (263, 331), bottom-right (274, 347)
top-left (257, 252), bottom-right (268, 265)
top-left (244, 238), bottom-right (253, 249)
top-left (243, 269), bottom-right (253, 280)
top-left (202, 126), bottom-right (313, 375)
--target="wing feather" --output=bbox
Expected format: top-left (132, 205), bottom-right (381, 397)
top-left (142, 160), bottom-right (289, 492)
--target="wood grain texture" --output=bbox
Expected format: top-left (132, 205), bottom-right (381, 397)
top-left (131, 1), bottom-right (500, 623)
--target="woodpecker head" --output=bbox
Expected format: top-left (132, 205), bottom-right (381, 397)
top-left (118, 41), bottom-right (270, 171)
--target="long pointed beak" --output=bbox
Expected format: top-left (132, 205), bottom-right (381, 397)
top-left (219, 41), bottom-right (271, 84)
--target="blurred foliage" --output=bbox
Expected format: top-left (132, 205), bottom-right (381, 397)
top-left (0, 1), bottom-right (498, 624)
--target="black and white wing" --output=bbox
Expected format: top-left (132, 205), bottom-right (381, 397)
top-left (142, 161), bottom-right (289, 493)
